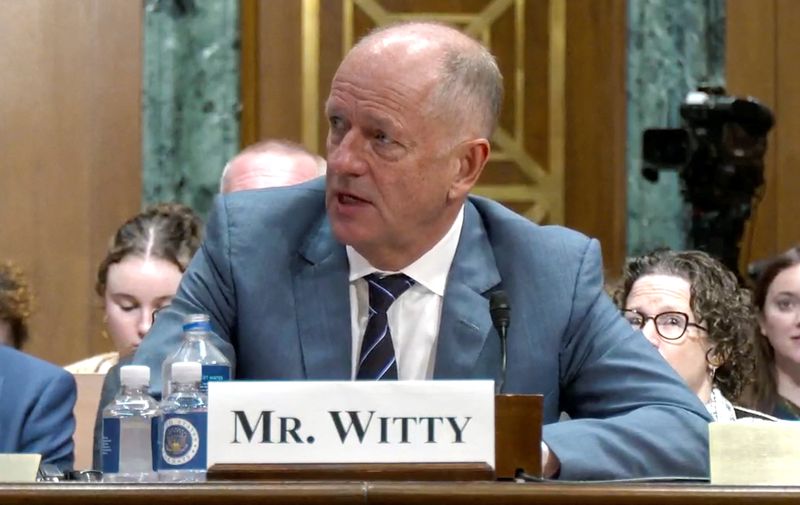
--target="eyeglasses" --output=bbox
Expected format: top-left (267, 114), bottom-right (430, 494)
top-left (621, 309), bottom-right (707, 341)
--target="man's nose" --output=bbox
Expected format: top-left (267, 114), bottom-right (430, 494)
top-left (328, 131), bottom-right (367, 176)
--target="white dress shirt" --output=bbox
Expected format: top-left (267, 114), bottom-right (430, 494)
top-left (347, 206), bottom-right (464, 380)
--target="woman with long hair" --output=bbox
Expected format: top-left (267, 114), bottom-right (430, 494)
top-left (66, 203), bottom-right (202, 373)
top-left (745, 246), bottom-right (800, 419)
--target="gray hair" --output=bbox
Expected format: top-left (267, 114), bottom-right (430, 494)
top-left (430, 44), bottom-right (504, 139)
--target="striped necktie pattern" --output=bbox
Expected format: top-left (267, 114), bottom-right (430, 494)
top-left (356, 273), bottom-right (415, 380)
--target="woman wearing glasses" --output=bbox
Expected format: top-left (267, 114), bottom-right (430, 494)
top-left (613, 249), bottom-right (773, 421)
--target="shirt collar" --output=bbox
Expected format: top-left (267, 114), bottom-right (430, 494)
top-left (347, 206), bottom-right (465, 297)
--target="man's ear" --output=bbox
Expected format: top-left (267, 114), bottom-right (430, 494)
top-left (448, 138), bottom-right (490, 200)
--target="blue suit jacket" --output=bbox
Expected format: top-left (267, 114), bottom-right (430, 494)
top-left (0, 346), bottom-right (76, 469)
top-left (133, 178), bottom-right (711, 479)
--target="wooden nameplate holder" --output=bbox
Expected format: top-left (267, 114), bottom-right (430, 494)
top-left (207, 394), bottom-right (542, 482)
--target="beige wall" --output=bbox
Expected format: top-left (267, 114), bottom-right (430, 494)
top-left (0, 0), bottom-right (142, 364)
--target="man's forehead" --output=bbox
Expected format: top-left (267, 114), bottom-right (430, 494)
top-left (325, 73), bottom-right (427, 114)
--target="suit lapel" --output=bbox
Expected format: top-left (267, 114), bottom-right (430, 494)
top-left (293, 216), bottom-right (353, 380)
top-left (434, 202), bottom-right (501, 378)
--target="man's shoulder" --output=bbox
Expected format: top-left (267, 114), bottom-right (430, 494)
top-left (0, 346), bottom-right (74, 390)
top-left (467, 194), bottom-right (591, 251)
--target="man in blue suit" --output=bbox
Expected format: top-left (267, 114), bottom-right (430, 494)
top-left (133, 22), bottom-right (711, 479)
top-left (0, 345), bottom-right (76, 470)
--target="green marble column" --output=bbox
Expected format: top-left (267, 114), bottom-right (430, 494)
top-left (142, 0), bottom-right (240, 216)
top-left (626, 0), bottom-right (725, 255)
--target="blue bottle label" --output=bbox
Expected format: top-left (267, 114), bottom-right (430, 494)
top-left (150, 416), bottom-right (160, 471)
top-left (160, 412), bottom-right (207, 470)
top-left (101, 417), bottom-right (121, 473)
top-left (102, 417), bottom-right (159, 473)
top-left (201, 364), bottom-right (230, 393)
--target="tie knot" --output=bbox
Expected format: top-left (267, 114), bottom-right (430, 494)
top-left (366, 273), bottom-right (414, 313)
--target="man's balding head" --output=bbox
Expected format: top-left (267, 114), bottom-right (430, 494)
top-left (351, 22), bottom-right (503, 139)
top-left (220, 140), bottom-right (325, 194)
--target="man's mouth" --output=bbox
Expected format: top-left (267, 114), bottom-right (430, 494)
top-left (337, 192), bottom-right (370, 205)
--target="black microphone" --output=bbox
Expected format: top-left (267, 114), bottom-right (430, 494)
top-left (489, 290), bottom-right (510, 394)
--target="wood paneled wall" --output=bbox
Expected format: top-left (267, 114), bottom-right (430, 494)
top-left (0, 1), bottom-right (142, 364)
top-left (241, 0), bottom-right (626, 275)
top-left (564, 0), bottom-right (626, 276)
top-left (727, 0), bottom-right (800, 267)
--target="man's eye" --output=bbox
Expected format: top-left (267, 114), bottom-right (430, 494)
top-left (329, 116), bottom-right (345, 131)
top-left (374, 131), bottom-right (392, 144)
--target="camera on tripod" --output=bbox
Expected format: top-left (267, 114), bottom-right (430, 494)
top-left (641, 86), bottom-right (774, 276)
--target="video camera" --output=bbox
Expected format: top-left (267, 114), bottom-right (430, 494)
top-left (641, 87), bottom-right (774, 276)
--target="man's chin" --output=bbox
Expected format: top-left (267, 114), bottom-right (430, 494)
top-left (329, 220), bottom-right (359, 247)
top-left (329, 218), bottom-right (376, 250)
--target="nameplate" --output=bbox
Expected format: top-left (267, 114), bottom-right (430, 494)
top-left (207, 380), bottom-right (494, 468)
top-left (710, 421), bottom-right (800, 485)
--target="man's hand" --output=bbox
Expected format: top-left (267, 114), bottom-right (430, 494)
top-left (541, 441), bottom-right (561, 478)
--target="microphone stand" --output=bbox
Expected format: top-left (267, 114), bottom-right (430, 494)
top-left (489, 291), bottom-right (542, 480)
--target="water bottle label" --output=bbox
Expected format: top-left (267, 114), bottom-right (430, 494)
top-left (151, 416), bottom-right (160, 471)
top-left (201, 364), bottom-right (231, 393)
top-left (101, 417), bottom-right (121, 473)
top-left (160, 412), bottom-right (207, 470)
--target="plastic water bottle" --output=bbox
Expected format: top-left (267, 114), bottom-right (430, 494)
top-left (159, 361), bottom-right (208, 482)
top-left (161, 313), bottom-right (232, 398)
top-left (101, 365), bottom-right (159, 482)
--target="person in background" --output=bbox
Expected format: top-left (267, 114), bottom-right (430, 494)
top-left (0, 260), bottom-right (34, 349)
top-left (88, 203), bottom-right (202, 469)
top-left (0, 261), bottom-right (77, 469)
top-left (66, 203), bottom-right (203, 374)
top-left (745, 246), bottom-right (800, 419)
top-left (219, 139), bottom-right (326, 194)
top-left (91, 147), bottom-right (320, 464)
top-left (132, 21), bottom-right (711, 480)
top-left (614, 249), bottom-right (774, 421)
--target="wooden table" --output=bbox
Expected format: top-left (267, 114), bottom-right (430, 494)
top-left (1, 481), bottom-right (799, 505)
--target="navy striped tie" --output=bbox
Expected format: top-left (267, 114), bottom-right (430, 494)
top-left (357, 273), bottom-right (414, 380)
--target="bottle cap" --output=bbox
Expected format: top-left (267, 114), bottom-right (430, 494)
top-left (171, 361), bottom-right (202, 384)
top-left (120, 365), bottom-right (150, 388)
top-left (182, 313), bottom-right (211, 332)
